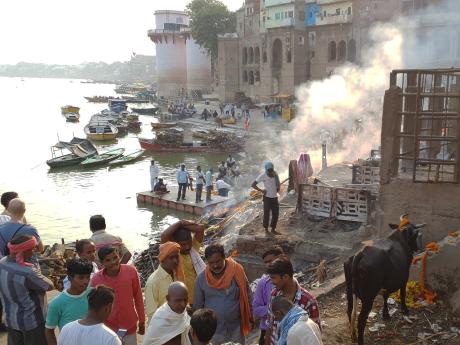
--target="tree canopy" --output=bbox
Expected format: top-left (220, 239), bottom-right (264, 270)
top-left (186, 0), bottom-right (236, 60)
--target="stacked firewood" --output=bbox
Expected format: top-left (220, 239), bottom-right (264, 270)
top-left (206, 131), bottom-right (243, 150)
top-left (156, 129), bottom-right (184, 145)
top-left (38, 243), bottom-right (76, 291)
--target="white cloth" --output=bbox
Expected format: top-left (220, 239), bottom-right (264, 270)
top-left (142, 303), bottom-right (191, 345)
top-left (216, 180), bottom-right (231, 190)
top-left (176, 169), bottom-right (189, 184)
top-left (287, 316), bottom-right (323, 345)
top-left (150, 164), bottom-right (160, 190)
top-left (190, 248), bottom-right (206, 275)
top-left (255, 172), bottom-right (278, 198)
top-left (195, 171), bottom-right (205, 186)
top-left (0, 215), bottom-right (10, 225)
top-left (57, 321), bottom-right (121, 345)
top-left (205, 171), bottom-right (213, 187)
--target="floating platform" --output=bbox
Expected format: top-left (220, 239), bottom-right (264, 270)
top-left (136, 187), bottom-right (229, 215)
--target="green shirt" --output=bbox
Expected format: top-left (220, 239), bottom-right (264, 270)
top-left (45, 288), bottom-right (92, 330)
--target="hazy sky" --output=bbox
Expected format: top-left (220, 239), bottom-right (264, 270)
top-left (0, 0), bottom-right (241, 65)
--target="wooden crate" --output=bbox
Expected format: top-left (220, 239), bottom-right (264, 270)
top-left (301, 184), bottom-right (333, 218)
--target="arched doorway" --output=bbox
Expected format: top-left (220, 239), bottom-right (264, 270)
top-left (338, 40), bottom-right (346, 61)
top-left (255, 47), bottom-right (260, 63)
top-left (272, 39), bottom-right (282, 69)
top-left (329, 41), bottom-right (336, 61)
top-left (243, 70), bottom-right (248, 82)
top-left (348, 39), bottom-right (356, 62)
top-left (248, 47), bottom-right (254, 64)
top-left (249, 71), bottom-right (255, 85)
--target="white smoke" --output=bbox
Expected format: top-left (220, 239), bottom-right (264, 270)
top-left (275, 23), bottom-right (403, 172)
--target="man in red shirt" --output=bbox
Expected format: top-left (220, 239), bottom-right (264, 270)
top-left (265, 258), bottom-right (321, 345)
top-left (91, 247), bottom-right (145, 345)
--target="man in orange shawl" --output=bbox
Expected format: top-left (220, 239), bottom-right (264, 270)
top-left (192, 243), bottom-right (253, 345)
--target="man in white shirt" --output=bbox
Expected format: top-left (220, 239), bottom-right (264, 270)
top-left (150, 160), bottom-right (160, 192)
top-left (215, 178), bottom-right (231, 197)
top-left (251, 162), bottom-right (281, 235)
top-left (57, 285), bottom-right (121, 345)
top-left (176, 164), bottom-right (190, 201)
top-left (271, 297), bottom-right (322, 345)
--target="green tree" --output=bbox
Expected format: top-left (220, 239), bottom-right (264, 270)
top-left (186, 0), bottom-right (236, 60)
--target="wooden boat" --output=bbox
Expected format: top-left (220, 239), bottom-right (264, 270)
top-left (64, 112), bottom-right (80, 122)
top-left (84, 96), bottom-right (110, 103)
top-left (84, 122), bottom-right (118, 141)
top-left (61, 105), bottom-right (80, 114)
top-left (81, 148), bottom-right (125, 167)
top-left (108, 149), bottom-right (145, 166)
top-left (151, 122), bottom-right (177, 130)
top-left (47, 138), bottom-right (97, 168)
top-left (139, 138), bottom-right (239, 153)
top-left (130, 106), bottom-right (159, 115)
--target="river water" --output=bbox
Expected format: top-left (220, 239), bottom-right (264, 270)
top-left (0, 77), bottom-right (227, 252)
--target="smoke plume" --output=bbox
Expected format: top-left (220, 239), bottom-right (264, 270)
top-left (253, 0), bottom-right (460, 174)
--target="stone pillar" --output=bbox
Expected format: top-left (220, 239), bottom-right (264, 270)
top-left (380, 86), bottom-right (402, 185)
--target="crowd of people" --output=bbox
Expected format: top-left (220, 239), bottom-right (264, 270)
top-left (149, 154), bottom-right (242, 203)
top-left (0, 186), bottom-right (322, 345)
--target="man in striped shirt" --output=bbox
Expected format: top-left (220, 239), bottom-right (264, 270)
top-left (265, 258), bottom-right (321, 345)
top-left (0, 234), bottom-right (54, 345)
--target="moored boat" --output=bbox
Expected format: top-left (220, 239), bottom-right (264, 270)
top-left (84, 122), bottom-right (118, 141)
top-left (138, 138), bottom-right (239, 153)
top-left (108, 149), bottom-right (145, 166)
top-left (61, 105), bottom-right (80, 114)
top-left (151, 122), bottom-right (177, 130)
top-left (46, 138), bottom-right (97, 168)
top-left (130, 106), bottom-right (159, 115)
top-left (81, 148), bottom-right (125, 166)
top-left (84, 96), bottom-right (110, 103)
top-left (64, 112), bottom-right (80, 122)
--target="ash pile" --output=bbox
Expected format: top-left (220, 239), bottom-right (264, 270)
top-left (38, 243), bottom-right (76, 291)
top-left (155, 128), bottom-right (184, 145)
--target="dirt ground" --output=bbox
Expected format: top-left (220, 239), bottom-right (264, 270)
top-left (318, 285), bottom-right (460, 345)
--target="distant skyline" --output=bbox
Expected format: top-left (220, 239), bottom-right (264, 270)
top-left (0, 0), bottom-right (242, 65)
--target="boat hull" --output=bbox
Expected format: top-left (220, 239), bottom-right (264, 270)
top-left (47, 155), bottom-right (85, 168)
top-left (139, 139), bottom-right (238, 153)
top-left (130, 107), bottom-right (159, 115)
top-left (86, 133), bottom-right (117, 141)
top-left (109, 150), bottom-right (144, 166)
top-left (81, 149), bottom-right (125, 166)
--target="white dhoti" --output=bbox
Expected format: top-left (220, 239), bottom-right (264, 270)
top-left (142, 303), bottom-right (191, 345)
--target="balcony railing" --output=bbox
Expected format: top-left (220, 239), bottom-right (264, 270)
top-left (316, 13), bottom-right (352, 25)
top-left (265, 17), bottom-right (294, 29)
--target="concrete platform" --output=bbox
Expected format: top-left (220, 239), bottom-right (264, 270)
top-left (137, 187), bottom-right (230, 216)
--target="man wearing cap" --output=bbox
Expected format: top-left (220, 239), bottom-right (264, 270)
top-left (252, 162), bottom-right (281, 235)
top-left (144, 242), bottom-right (183, 322)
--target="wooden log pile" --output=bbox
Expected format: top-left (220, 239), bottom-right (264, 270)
top-left (38, 243), bottom-right (76, 291)
top-left (205, 131), bottom-right (243, 150)
top-left (133, 243), bottom-right (160, 287)
top-left (156, 129), bottom-right (184, 145)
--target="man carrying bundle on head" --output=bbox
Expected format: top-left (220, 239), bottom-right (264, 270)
top-left (161, 221), bottom-right (206, 305)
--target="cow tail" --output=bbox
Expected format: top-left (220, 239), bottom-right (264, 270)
top-left (350, 252), bottom-right (364, 339)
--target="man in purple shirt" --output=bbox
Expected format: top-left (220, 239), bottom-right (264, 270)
top-left (252, 246), bottom-right (284, 345)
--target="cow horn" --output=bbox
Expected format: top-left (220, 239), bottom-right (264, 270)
top-left (415, 223), bottom-right (426, 229)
